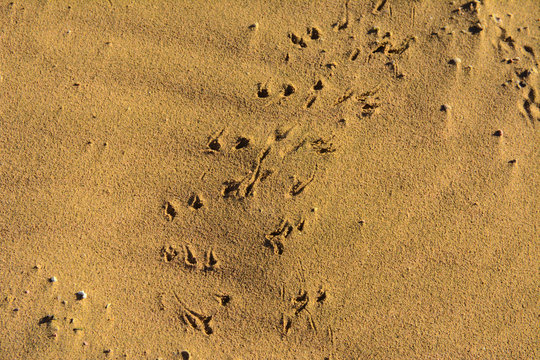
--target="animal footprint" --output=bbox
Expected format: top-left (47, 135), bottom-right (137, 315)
top-left (334, 89), bottom-right (354, 106)
top-left (160, 245), bottom-right (179, 262)
top-left (163, 200), bottom-right (179, 221)
top-left (311, 138), bottom-right (335, 154)
top-left (521, 87), bottom-right (539, 125)
top-left (282, 84), bottom-right (296, 97)
top-left (183, 245), bottom-right (198, 268)
top-left (280, 313), bottom-right (292, 336)
top-left (214, 294), bottom-right (231, 306)
top-left (264, 220), bottom-right (293, 255)
top-left (289, 172), bottom-right (316, 197)
top-left (222, 147), bottom-right (270, 199)
top-left (313, 80), bottom-right (324, 91)
top-left (174, 293), bottom-right (213, 335)
top-left (307, 27), bottom-right (321, 40)
top-left (257, 83), bottom-right (270, 98)
top-left (188, 194), bottom-right (203, 210)
top-left (288, 33), bottom-right (307, 48)
top-left (222, 180), bottom-right (242, 198)
top-left (234, 137), bottom-right (250, 149)
top-left (316, 288), bottom-right (327, 304)
top-left (278, 284), bottom-right (327, 336)
top-left (206, 129), bottom-right (224, 152)
top-left (305, 96), bottom-right (317, 108)
top-left (204, 250), bottom-right (219, 271)
top-left (293, 290), bottom-right (309, 315)
top-left (180, 246), bottom-right (219, 271)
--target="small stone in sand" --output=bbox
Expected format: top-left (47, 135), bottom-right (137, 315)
top-left (49, 276), bottom-right (57, 283)
top-left (75, 291), bottom-right (87, 300)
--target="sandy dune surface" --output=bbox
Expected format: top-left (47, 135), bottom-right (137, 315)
top-left (0, 0), bottom-right (539, 359)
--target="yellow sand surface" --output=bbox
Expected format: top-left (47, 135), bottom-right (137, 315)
top-left (0, 1), bottom-right (539, 359)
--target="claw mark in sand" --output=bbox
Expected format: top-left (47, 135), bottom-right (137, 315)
top-left (163, 201), bottom-right (178, 221)
top-left (264, 219), bottom-right (294, 255)
top-left (160, 245), bottom-right (179, 262)
top-left (183, 245), bottom-right (197, 268)
top-left (311, 138), bottom-right (336, 154)
top-left (214, 294), bottom-right (231, 306)
top-left (332, 0), bottom-right (350, 31)
top-left (289, 169), bottom-right (316, 196)
top-left (206, 129), bottom-right (224, 152)
top-left (280, 313), bottom-right (292, 336)
top-left (222, 147), bottom-right (271, 198)
top-left (174, 293), bottom-right (213, 335)
top-left (305, 96), bottom-right (317, 108)
top-left (244, 147), bottom-right (271, 197)
top-left (187, 194), bottom-right (203, 210)
top-left (222, 179), bottom-right (242, 198)
top-left (334, 89), bottom-right (354, 106)
top-left (279, 281), bottom-right (326, 336)
top-left (204, 250), bottom-right (219, 271)
top-left (373, 0), bottom-right (388, 13)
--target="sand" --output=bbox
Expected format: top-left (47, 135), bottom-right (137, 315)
top-left (0, 0), bottom-right (539, 359)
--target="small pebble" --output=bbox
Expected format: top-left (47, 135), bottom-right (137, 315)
top-left (493, 130), bottom-right (503, 137)
top-left (75, 291), bottom-right (87, 300)
top-left (24, 290), bottom-right (29, 294)
top-left (49, 276), bottom-right (57, 283)
top-left (83, 341), bottom-right (88, 346)
top-left (449, 57), bottom-right (461, 65)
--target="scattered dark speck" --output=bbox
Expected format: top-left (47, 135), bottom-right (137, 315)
top-left (440, 104), bottom-right (451, 111)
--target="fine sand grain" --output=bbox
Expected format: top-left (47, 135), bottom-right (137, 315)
top-left (0, 1), bottom-right (539, 359)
